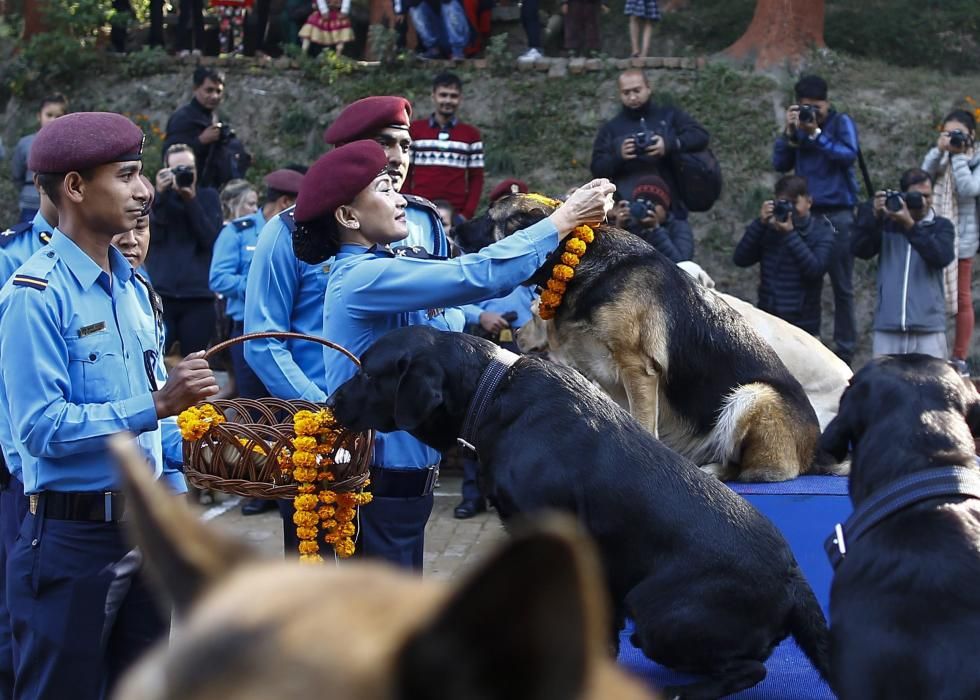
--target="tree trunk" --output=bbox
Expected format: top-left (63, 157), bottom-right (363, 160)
top-left (23, 0), bottom-right (48, 39)
top-left (723, 0), bottom-right (825, 71)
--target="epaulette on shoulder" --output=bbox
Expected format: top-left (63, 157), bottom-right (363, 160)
top-left (11, 250), bottom-right (56, 292)
top-left (0, 222), bottom-right (33, 248)
top-left (280, 207), bottom-right (296, 233)
top-left (232, 216), bottom-right (257, 232)
top-left (403, 194), bottom-right (440, 216)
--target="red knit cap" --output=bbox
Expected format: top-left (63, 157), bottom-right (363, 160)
top-left (28, 112), bottom-right (144, 173)
top-left (264, 169), bottom-right (304, 195)
top-left (294, 140), bottom-right (388, 224)
top-left (632, 176), bottom-right (671, 210)
top-left (323, 96), bottom-right (412, 146)
top-left (488, 178), bottom-right (529, 203)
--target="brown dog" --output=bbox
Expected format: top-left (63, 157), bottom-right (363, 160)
top-left (455, 195), bottom-right (825, 482)
top-left (109, 436), bottom-right (660, 700)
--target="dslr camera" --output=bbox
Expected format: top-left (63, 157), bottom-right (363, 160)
top-left (629, 199), bottom-right (653, 223)
top-left (884, 189), bottom-right (925, 213)
top-left (172, 165), bottom-right (195, 189)
top-left (949, 129), bottom-right (970, 150)
top-left (771, 199), bottom-right (794, 223)
top-left (217, 122), bottom-right (236, 144)
top-left (632, 117), bottom-right (658, 151)
top-left (798, 104), bottom-right (818, 124)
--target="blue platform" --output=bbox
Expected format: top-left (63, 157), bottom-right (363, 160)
top-left (616, 476), bottom-right (851, 699)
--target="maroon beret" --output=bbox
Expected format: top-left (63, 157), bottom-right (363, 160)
top-left (488, 178), bottom-right (529, 203)
top-left (294, 140), bottom-right (388, 224)
top-left (264, 169), bottom-right (304, 195)
top-left (632, 175), bottom-right (671, 210)
top-left (28, 112), bottom-right (144, 173)
top-left (323, 96), bottom-right (412, 146)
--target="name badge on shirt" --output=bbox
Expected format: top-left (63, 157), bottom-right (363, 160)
top-left (246, 245), bottom-right (256, 252)
top-left (79, 321), bottom-right (107, 337)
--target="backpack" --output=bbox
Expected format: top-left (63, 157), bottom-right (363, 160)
top-left (670, 147), bottom-right (722, 213)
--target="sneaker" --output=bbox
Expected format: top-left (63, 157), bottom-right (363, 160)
top-left (517, 48), bottom-right (544, 63)
top-left (950, 358), bottom-right (970, 377)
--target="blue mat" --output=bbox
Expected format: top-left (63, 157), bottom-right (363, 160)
top-left (615, 476), bottom-right (849, 699)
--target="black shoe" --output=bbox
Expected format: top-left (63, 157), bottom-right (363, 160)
top-left (241, 498), bottom-right (277, 516)
top-left (453, 499), bottom-right (486, 519)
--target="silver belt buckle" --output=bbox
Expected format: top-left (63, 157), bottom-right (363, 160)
top-left (104, 491), bottom-right (113, 522)
top-left (423, 465), bottom-right (439, 496)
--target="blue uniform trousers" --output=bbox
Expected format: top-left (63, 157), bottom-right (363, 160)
top-left (229, 321), bottom-right (270, 401)
top-left (460, 458), bottom-right (483, 505)
top-left (277, 499), bottom-right (299, 558)
top-left (0, 478), bottom-right (28, 700)
top-left (7, 506), bottom-right (167, 700)
top-left (354, 494), bottom-right (434, 571)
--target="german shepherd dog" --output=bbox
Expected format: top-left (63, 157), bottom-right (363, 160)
top-left (819, 355), bottom-right (980, 700)
top-left (330, 326), bottom-right (833, 700)
top-left (109, 437), bottom-right (659, 700)
top-left (455, 194), bottom-right (824, 482)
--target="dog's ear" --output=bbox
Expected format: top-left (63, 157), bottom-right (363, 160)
top-left (452, 215), bottom-right (496, 253)
top-left (397, 516), bottom-right (608, 700)
top-left (393, 353), bottom-right (445, 431)
top-left (110, 434), bottom-right (256, 616)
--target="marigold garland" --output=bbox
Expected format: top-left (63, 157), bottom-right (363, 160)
top-left (176, 404), bottom-right (225, 441)
top-left (538, 224), bottom-right (593, 320)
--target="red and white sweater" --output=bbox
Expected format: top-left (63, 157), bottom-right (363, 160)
top-left (406, 116), bottom-right (485, 219)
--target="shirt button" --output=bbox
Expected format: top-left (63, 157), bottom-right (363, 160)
top-left (46, 251), bottom-right (54, 258)
top-left (89, 353), bottom-right (97, 361)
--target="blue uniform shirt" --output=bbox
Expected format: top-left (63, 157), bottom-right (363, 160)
top-left (461, 285), bottom-right (536, 329)
top-left (404, 195), bottom-right (449, 257)
top-left (244, 208), bottom-right (331, 402)
top-left (0, 211), bottom-right (55, 283)
top-left (0, 231), bottom-right (161, 493)
top-left (322, 217), bottom-right (558, 470)
top-left (209, 210), bottom-right (267, 323)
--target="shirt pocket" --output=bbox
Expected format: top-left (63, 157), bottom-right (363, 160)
top-left (65, 332), bottom-right (125, 403)
top-left (131, 328), bottom-right (163, 391)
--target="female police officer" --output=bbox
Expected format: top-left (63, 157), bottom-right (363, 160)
top-left (292, 139), bottom-right (614, 569)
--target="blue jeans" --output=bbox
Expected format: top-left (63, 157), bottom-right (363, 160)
top-left (410, 0), bottom-right (470, 57)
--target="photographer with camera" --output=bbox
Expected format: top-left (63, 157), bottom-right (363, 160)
top-left (852, 168), bottom-right (955, 358)
top-left (618, 175), bottom-right (693, 262)
top-left (773, 75), bottom-right (861, 363)
top-left (591, 69), bottom-right (709, 219)
top-left (164, 67), bottom-right (251, 191)
top-left (733, 175), bottom-right (835, 336)
top-left (147, 143), bottom-right (224, 356)
top-left (921, 109), bottom-right (980, 375)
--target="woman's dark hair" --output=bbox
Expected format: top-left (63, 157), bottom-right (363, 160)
top-left (943, 109), bottom-right (977, 133)
top-left (292, 214), bottom-right (342, 264)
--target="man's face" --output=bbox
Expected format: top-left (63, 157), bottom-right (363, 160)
top-left (374, 127), bottom-right (412, 191)
top-left (80, 161), bottom-right (150, 235)
top-left (38, 102), bottom-right (66, 128)
top-left (432, 84), bottom-right (461, 120)
top-left (798, 97), bottom-right (830, 125)
top-left (907, 180), bottom-right (933, 222)
top-left (193, 78), bottom-right (224, 111)
top-left (166, 150), bottom-right (197, 188)
top-left (618, 73), bottom-right (652, 111)
top-left (111, 215), bottom-right (151, 268)
top-left (792, 194), bottom-right (812, 218)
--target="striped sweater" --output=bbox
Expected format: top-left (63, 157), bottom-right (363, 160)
top-left (406, 116), bottom-right (485, 219)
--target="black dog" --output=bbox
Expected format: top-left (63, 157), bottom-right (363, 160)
top-left (820, 354), bottom-right (980, 700)
top-left (331, 325), bottom-right (831, 700)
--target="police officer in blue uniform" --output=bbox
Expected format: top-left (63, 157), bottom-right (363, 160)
top-left (0, 112), bottom-right (219, 699)
top-left (209, 168), bottom-right (303, 402)
top-left (291, 140), bottom-right (614, 569)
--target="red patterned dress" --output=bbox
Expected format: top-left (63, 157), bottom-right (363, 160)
top-left (298, 0), bottom-right (354, 48)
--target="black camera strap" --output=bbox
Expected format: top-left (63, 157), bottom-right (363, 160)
top-left (856, 147), bottom-right (875, 199)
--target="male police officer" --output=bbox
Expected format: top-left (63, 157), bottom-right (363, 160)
top-left (0, 112), bottom-right (219, 699)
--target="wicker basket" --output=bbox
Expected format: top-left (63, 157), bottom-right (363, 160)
top-left (182, 332), bottom-right (373, 499)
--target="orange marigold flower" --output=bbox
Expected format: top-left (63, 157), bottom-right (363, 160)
top-left (355, 491), bottom-right (373, 505)
top-left (338, 521), bottom-right (355, 537)
top-left (336, 506), bottom-right (356, 522)
top-left (546, 278), bottom-right (567, 293)
top-left (576, 226), bottom-right (595, 243)
top-left (295, 526), bottom-right (318, 540)
top-left (553, 264), bottom-right (575, 282)
top-left (320, 490), bottom-right (338, 504)
top-left (297, 484), bottom-right (317, 494)
top-left (299, 553), bottom-right (323, 564)
top-left (291, 451), bottom-right (316, 468)
top-left (538, 304), bottom-right (556, 320)
top-left (293, 467), bottom-right (317, 483)
top-left (294, 494), bottom-right (318, 511)
top-left (292, 436), bottom-right (317, 452)
top-left (336, 493), bottom-right (357, 508)
top-left (318, 471), bottom-right (335, 482)
top-left (324, 531), bottom-right (341, 544)
top-left (321, 518), bottom-right (338, 530)
top-left (539, 289), bottom-right (562, 306)
top-left (293, 511), bottom-right (319, 528)
top-left (565, 238), bottom-right (587, 256)
top-left (334, 538), bottom-right (355, 558)
top-left (299, 540), bottom-right (320, 554)
top-left (561, 252), bottom-right (580, 267)
top-left (318, 505), bottom-right (336, 519)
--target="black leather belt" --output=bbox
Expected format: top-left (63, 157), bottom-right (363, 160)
top-left (369, 466), bottom-right (439, 498)
top-left (30, 491), bottom-right (126, 523)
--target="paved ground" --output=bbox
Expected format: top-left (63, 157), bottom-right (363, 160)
top-left (201, 471), bottom-right (507, 581)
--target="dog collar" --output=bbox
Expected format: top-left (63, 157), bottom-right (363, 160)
top-left (457, 348), bottom-right (520, 456)
top-left (825, 466), bottom-right (980, 570)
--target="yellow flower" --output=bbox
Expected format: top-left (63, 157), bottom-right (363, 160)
top-left (539, 290), bottom-right (562, 307)
top-left (553, 264), bottom-right (575, 282)
top-left (321, 518), bottom-right (338, 530)
top-left (538, 304), bottom-right (556, 320)
top-left (293, 511), bottom-right (319, 528)
top-left (291, 451), bottom-right (316, 468)
top-left (317, 471), bottom-right (335, 482)
top-left (524, 192), bottom-right (561, 208)
top-left (546, 278), bottom-right (567, 294)
top-left (334, 538), bottom-right (355, 558)
top-left (293, 467), bottom-right (317, 483)
top-left (236, 438), bottom-right (267, 455)
top-left (336, 506), bottom-right (356, 522)
top-left (338, 521), bottom-right (355, 537)
top-left (176, 404), bottom-right (225, 440)
top-left (294, 494), bottom-right (318, 511)
top-left (575, 226), bottom-right (595, 244)
top-left (336, 493), bottom-right (357, 508)
top-left (299, 540), bottom-right (320, 555)
top-left (565, 238), bottom-right (587, 256)
top-left (324, 531), bottom-right (341, 544)
top-left (297, 484), bottom-right (317, 494)
top-left (299, 553), bottom-right (323, 564)
top-left (295, 526), bottom-right (318, 540)
top-left (319, 490), bottom-right (337, 504)
top-left (292, 436), bottom-right (318, 452)
top-left (355, 491), bottom-right (373, 505)
top-left (318, 505), bottom-right (336, 519)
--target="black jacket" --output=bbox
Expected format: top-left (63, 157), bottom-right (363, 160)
top-left (732, 214), bottom-right (835, 334)
top-left (630, 215), bottom-right (694, 262)
top-left (164, 98), bottom-right (250, 189)
top-left (590, 101), bottom-right (710, 216)
top-left (147, 187), bottom-right (223, 298)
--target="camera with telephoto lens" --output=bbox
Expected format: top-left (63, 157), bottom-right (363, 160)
top-left (884, 190), bottom-right (925, 213)
top-left (949, 129), bottom-right (969, 149)
top-left (772, 199), bottom-right (794, 223)
top-left (798, 104), bottom-right (818, 124)
top-left (629, 199), bottom-right (653, 223)
top-left (172, 165), bottom-right (195, 188)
